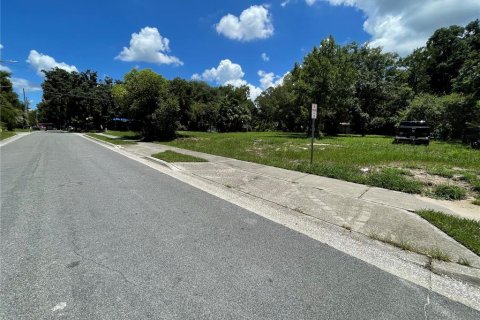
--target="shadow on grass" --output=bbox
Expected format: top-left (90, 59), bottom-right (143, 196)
top-left (270, 133), bottom-right (395, 140)
top-left (148, 133), bottom-right (189, 143)
top-left (120, 135), bottom-right (143, 140)
top-left (271, 134), bottom-right (309, 139)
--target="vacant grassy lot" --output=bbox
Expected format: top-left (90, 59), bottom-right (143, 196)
top-left (162, 131), bottom-right (480, 198)
top-left (86, 133), bottom-right (136, 145)
top-left (0, 131), bottom-right (16, 140)
top-left (152, 151), bottom-right (207, 163)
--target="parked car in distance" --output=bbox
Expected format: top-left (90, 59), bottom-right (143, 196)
top-left (394, 121), bottom-right (430, 145)
top-left (462, 125), bottom-right (480, 149)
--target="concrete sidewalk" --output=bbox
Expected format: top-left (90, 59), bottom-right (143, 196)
top-left (122, 141), bottom-right (480, 269)
top-left (95, 132), bottom-right (120, 139)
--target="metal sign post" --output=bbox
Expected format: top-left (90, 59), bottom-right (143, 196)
top-left (311, 104), bottom-right (317, 165)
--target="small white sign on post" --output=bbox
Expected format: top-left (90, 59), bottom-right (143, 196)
top-left (311, 104), bottom-right (317, 119)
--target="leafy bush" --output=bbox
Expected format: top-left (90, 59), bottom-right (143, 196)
top-left (472, 197), bottom-right (480, 206)
top-left (144, 97), bottom-right (180, 140)
top-left (460, 173), bottom-right (480, 192)
top-left (433, 184), bottom-right (467, 200)
top-left (400, 93), bottom-right (477, 140)
top-left (366, 168), bottom-right (424, 194)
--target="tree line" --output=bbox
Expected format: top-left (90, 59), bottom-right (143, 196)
top-left (0, 71), bottom-right (26, 130)
top-left (5, 19), bottom-right (478, 140)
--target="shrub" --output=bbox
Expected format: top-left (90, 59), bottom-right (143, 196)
top-left (433, 184), bottom-right (467, 200)
top-left (366, 168), bottom-right (424, 194)
top-left (400, 93), bottom-right (476, 140)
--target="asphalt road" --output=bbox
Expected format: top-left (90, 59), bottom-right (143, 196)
top-left (1, 132), bottom-right (479, 319)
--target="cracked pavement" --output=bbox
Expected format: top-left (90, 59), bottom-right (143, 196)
top-left (1, 132), bottom-right (479, 319)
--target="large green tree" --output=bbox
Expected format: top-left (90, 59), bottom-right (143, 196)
top-left (114, 69), bottom-right (178, 139)
top-left (0, 71), bottom-right (24, 130)
top-left (350, 44), bottom-right (413, 135)
top-left (453, 20), bottom-right (480, 99)
top-left (425, 25), bottom-right (469, 94)
top-left (39, 68), bottom-right (115, 130)
top-left (216, 85), bottom-right (253, 132)
top-left (297, 36), bottom-right (357, 134)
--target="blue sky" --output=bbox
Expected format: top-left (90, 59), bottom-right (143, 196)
top-left (2, 0), bottom-right (479, 107)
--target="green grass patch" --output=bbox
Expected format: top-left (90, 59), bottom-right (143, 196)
top-left (460, 172), bottom-right (480, 192)
top-left (433, 184), bottom-right (467, 200)
top-left (370, 233), bottom-right (453, 262)
top-left (0, 131), bottom-right (16, 140)
top-left (369, 233), bottom-right (416, 252)
top-left (417, 209), bottom-right (480, 256)
top-left (427, 248), bottom-right (452, 262)
top-left (162, 132), bottom-right (480, 195)
top-left (472, 197), bottom-right (480, 206)
top-left (104, 130), bottom-right (141, 140)
top-left (152, 150), bottom-right (207, 162)
top-left (87, 133), bottom-right (136, 145)
top-left (426, 166), bottom-right (456, 178)
top-left (366, 168), bottom-right (424, 194)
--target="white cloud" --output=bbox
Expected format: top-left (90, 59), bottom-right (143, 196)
top-left (115, 27), bottom-right (183, 66)
top-left (0, 44), bottom-right (12, 72)
top-left (281, 0), bottom-right (292, 7)
top-left (216, 5), bottom-right (274, 41)
top-left (261, 52), bottom-right (270, 62)
top-left (192, 59), bottom-right (264, 101)
top-left (11, 77), bottom-right (42, 92)
top-left (307, 0), bottom-right (480, 55)
top-left (192, 59), bottom-right (289, 101)
top-left (192, 59), bottom-right (245, 85)
top-left (248, 85), bottom-right (263, 101)
top-left (258, 70), bottom-right (287, 90)
top-left (27, 50), bottom-right (78, 76)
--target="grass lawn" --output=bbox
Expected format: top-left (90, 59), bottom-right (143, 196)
top-left (86, 133), bottom-right (136, 145)
top-left (161, 131), bottom-right (480, 196)
top-left (104, 130), bottom-right (141, 140)
top-left (417, 210), bottom-right (480, 257)
top-left (152, 150), bottom-right (207, 162)
top-left (0, 131), bottom-right (16, 140)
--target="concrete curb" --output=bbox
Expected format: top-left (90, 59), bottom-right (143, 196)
top-left (83, 133), bottom-right (124, 149)
top-left (143, 156), bottom-right (179, 171)
top-left (0, 132), bottom-right (31, 147)
top-left (432, 260), bottom-right (480, 287)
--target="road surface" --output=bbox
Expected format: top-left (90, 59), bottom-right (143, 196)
top-left (1, 132), bottom-right (479, 319)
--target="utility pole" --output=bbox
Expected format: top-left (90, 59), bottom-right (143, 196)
top-left (23, 88), bottom-right (30, 130)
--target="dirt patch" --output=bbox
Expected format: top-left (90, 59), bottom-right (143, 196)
top-left (409, 169), bottom-right (477, 198)
top-left (313, 143), bottom-right (342, 147)
top-left (410, 169), bottom-right (469, 187)
top-left (178, 137), bottom-right (203, 142)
